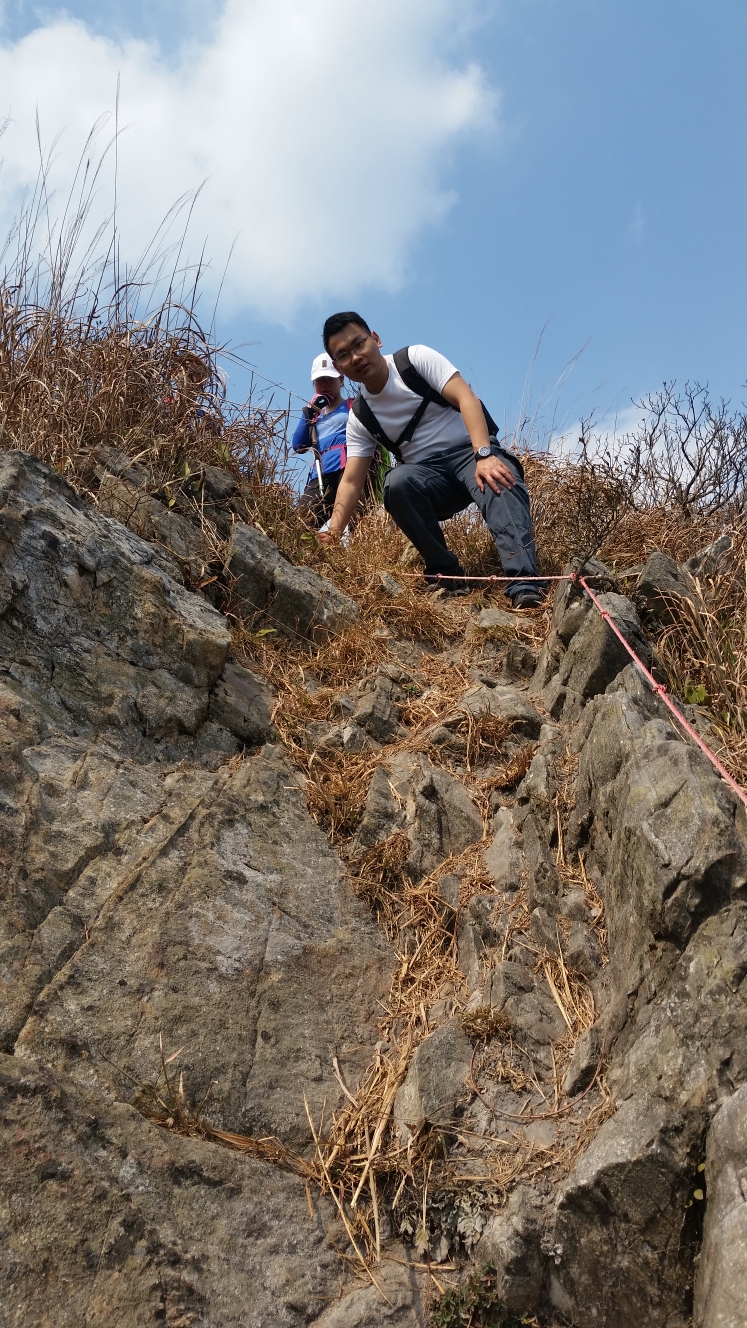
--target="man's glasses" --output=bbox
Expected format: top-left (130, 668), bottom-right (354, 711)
top-left (331, 335), bottom-right (369, 367)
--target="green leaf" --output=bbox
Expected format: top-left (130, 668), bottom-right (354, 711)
top-left (694, 1188), bottom-right (704, 1201)
top-left (684, 681), bottom-right (707, 705)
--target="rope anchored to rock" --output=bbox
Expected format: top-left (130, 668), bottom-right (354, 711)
top-left (424, 570), bottom-right (747, 814)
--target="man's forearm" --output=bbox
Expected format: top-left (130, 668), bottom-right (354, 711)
top-left (459, 392), bottom-right (492, 453)
top-left (440, 373), bottom-right (492, 452)
top-left (327, 465), bottom-right (369, 536)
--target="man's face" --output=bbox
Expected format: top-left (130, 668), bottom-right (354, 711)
top-left (328, 324), bottom-right (383, 383)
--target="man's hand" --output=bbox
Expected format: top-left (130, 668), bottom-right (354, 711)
top-left (475, 453), bottom-right (517, 495)
top-left (315, 530), bottom-right (339, 545)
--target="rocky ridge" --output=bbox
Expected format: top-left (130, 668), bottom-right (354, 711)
top-left (1, 448), bottom-right (746, 1327)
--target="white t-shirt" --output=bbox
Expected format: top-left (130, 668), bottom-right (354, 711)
top-left (345, 345), bottom-right (471, 465)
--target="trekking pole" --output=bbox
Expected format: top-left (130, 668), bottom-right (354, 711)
top-left (309, 418), bottom-right (325, 500)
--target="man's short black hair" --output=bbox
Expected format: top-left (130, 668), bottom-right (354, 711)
top-left (322, 311), bottom-right (371, 354)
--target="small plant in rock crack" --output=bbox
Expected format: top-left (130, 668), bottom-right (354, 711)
top-left (430, 1264), bottom-right (524, 1327)
top-left (132, 1035), bottom-right (217, 1133)
top-left (398, 1186), bottom-right (492, 1262)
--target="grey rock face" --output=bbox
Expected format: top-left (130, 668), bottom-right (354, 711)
top-left (352, 751), bottom-right (483, 880)
top-left (0, 1052), bottom-right (344, 1328)
top-left (501, 640), bottom-right (538, 682)
top-left (393, 1018), bottom-right (473, 1135)
top-left (378, 571), bottom-right (405, 598)
top-left (535, 658), bottom-right (747, 1328)
top-left (312, 1250), bottom-right (425, 1325)
top-left (0, 451), bottom-right (404, 1319)
top-left (483, 807), bottom-right (524, 893)
top-left (198, 462), bottom-right (238, 502)
top-left (685, 532), bottom-right (733, 581)
top-left (548, 591), bottom-right (652, 722)
top-left (522, 813), bottom-right (561, 912)
top-left (208, 659), bottom-right (275, 747)
top-left (485, 960), bottom-right (534, 1011)
top-left (97, 469), bottom-right (209, 581)
top-left (352, 667), bottom-right (407, 743)
top-left (14, 746), bottom-right (394, 1147)
top-left (694, 1084), bottom-right (747, 1328)
top-left (0, 450), bottom-right (232, 743)
top-left (474, 1187), bottom-right (545, 1313)
top-left (521, 603), bottom-right (747, 1325)
top-left (227, 520), bottom-right (358, 639)
top-left (457, 894), bottom-right (505, 989)
top-left (576, 680), bottom-right (747, 1017)
top-left (637, 549), bottom-right (699, 621)
top-left (563, 1023), bottom-right (603, 1096)
top-left (550, 1095), bottom-right (696, 1328)
top-left (458, 682), bottom-right (543, 739)
top-left (467, 606), bottom-right (520, 637)
top-left (502, 981), bottom-right (567, 1046)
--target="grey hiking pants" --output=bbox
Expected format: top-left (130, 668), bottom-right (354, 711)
top-left (382, 441), bottom-right (543, 598)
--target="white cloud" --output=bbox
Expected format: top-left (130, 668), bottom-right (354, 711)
top-left (0, 0), bottom-right (497, 320)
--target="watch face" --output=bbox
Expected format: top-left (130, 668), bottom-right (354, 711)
top-left (477, 445), bottom-right (491, 458)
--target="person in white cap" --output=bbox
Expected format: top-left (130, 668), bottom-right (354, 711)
top-left (291, 353), bottom-right (352, 527)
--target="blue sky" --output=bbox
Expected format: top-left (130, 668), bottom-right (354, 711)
top-left (1, 1), bottom-right (745, 474)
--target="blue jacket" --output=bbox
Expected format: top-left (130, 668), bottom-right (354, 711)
top-left (292, 400), bottom-right (350, 479)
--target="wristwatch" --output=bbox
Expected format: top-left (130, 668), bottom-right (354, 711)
top-left (475, 445), bottom-right (492, 460)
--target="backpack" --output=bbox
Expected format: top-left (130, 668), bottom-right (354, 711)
top-left (350, 346), bottom-right (499, 464)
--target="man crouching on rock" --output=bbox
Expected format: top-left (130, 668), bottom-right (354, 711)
top-left (316, 311), bottom-right (545, 608)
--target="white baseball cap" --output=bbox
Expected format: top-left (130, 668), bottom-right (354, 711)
top-left (310, 353), bottom-right (341, 384)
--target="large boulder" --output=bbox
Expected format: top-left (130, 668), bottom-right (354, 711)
top-left (694, 1084), bottom-right (747, 1328)
top-left (637, 550), bottom-right (700, 622)
top-left (544, 664), bottom-right (747, 1328)
top-left (0, 450), bottom-right (409, 1319)
top-left (0, 1052), bottom-right (341, 1328)
top-left (227, 521), bottom-right (358, 640)
top-left (393, 1018), bottom-right (473, 1135)
top-left (352, 751), bottom-right (483, 879)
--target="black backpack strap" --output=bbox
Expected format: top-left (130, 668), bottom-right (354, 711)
top-left (351, 394), bottom-right (404, 463)
top-left (393, 346), bottom-right (500, 439)
top-left (351, 346), bottom-right (502, 460)
top-left (351, 389), bottom-right (430, 461)
top-left (392, 347), bottom-right (458, 412)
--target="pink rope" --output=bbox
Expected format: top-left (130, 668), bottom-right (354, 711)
top-left (424, 571), bottom-right (747, 810)
top-left (426, 573), bottom-right (568, 582)
top-left (576, 575), bottom-right (747, 813)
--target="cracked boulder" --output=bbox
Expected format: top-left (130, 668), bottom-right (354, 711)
top-left (0, 450), bottom-right (411, 1321)
top-left (227, 520), bottom-right (359, 640)
top-left (636, 550), bottom-right (700, 623)
top-left (393, 1018), bottom-right (473, 1136)
top-left (694, 1083), bottom-right (747, 1328)
top-left (0, 1052), bottom-right (345, 1328)
top-left (352, 751), bottom-right (483, 879)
